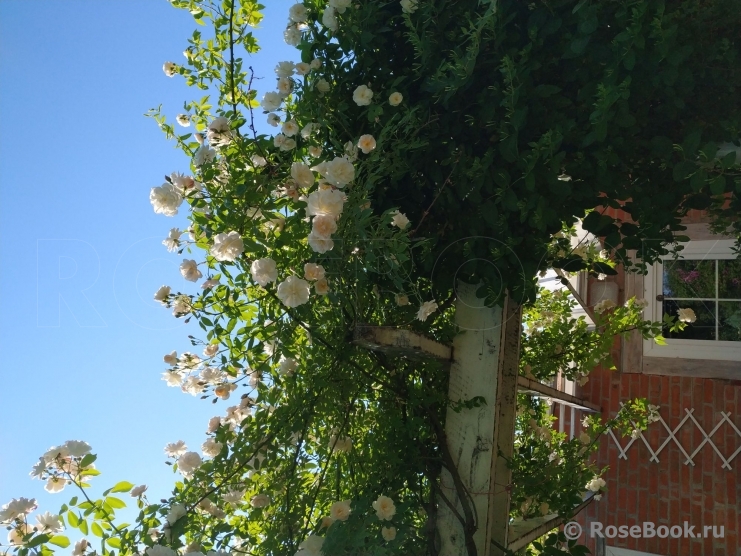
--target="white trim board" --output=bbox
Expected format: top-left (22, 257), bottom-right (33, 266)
top-left (606, 547), bottom-right (665, 556)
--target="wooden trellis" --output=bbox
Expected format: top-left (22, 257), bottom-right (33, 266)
top-left (607, 405), bottom-right (741, 470)
top-left (355, 283), bottom-right (600, 556)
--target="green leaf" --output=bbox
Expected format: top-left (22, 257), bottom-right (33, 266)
top-left (110, 481), bottom-right (135, 494)
top-left (26, 534), bottom-right (51, 548)
top-left (91, 521), bottom-right (104, 538)
top-left (654, 335), bottom-right (666, 346)
top-left (67, 511), bottom-right (79, 527)
top-left (49, 536), bottom-right (70, 548)
top-left (80, 454), bottom-right (97, 468)
top-left (672, 160), bottom-right (696, 182)
top-left (107, 538), bottom-right (122, 549)
top-left (709, 175), bottom-right (727, 195)
top-left (79, 519), bottom-right (89, 535)
top-left (721, 151), bottom-right (738, 170)
top-left (104, 496), bottom-right (126, 509)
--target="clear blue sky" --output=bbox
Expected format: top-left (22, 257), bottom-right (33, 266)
top-left (0, 0), bottom-right (295, 514)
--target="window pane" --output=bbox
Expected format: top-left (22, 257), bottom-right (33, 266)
top-left (663, 259), bottom-right (715, 299)
top-left (719, 259), bottom-right (741, 299)
top-left (662, 300), bottom-right (716, 340)
top-left (719, 302), bottom-right (741, 342)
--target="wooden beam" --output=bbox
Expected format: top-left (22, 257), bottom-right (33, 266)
top-left (517, 376), bottom-right (600, 413)
top-left (554, 268), bottom-right (597, 324)
top-left (353, 325), bottom-right (452, 362)
top-left (436, 283), bottom-right (504, 556)
top-left (506, 495), bottom-right (596, 552)
top-left (486, 297), bottom-right (522, 556)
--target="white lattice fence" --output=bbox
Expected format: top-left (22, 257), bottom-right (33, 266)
top-left (607, 406), bottom-right (741, 471)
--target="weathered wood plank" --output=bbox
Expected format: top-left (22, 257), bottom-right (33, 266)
top-left (353, 325), bottom-right (452, 362)
top-left (517, 376), bottom-right (600, 413)
top-left (486, 297), bottom-right (522, 556)
top-left (506, 495), bottom-right (596, 552)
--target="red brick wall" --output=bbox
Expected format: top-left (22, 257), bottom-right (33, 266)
top-left (573, 368), bottom-right (741, 556)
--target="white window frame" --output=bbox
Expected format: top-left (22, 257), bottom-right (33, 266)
top-left (643, 239), bottom-right (741, 362)
top-left (606, 548), bottom-right (664, 556)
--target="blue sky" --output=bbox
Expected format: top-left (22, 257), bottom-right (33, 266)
top-left (0, 0), bottom-right (295, 515)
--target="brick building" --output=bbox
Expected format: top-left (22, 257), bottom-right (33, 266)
top-left (571, 210), bottom-right (741, 556)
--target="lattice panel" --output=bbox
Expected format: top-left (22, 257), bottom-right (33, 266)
top-left (607, 406), bottom-right (741, 471)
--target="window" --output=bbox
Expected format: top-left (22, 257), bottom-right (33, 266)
top-left (643, 240), bottom-right (741, 362)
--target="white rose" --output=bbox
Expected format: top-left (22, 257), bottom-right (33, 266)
top-left (312, 215), bottom-right (338, 239)
top-left (677, 307), bottom-right (697, 323)
top-left (207, 116), bottom-right (232, 147)
top-left (203, 344), bottom-right (219, 357)
top-left (295, 62), bottom-right (311, 75)
top-left (261, 91), bottom-right (283, 112)
top-left (316, 78), bottom-right (330, 93)
top-left (284, 27), bottom-right (302, 46)
top-left (301, 122), bottom-right (315, 138)
top-left (201, 439), bottom-right (223, 458)
top-left (275, 61), bottom-right (295, 77)
top-left (308, 231), bottom-right (334, 254)
top-left (166, 503), bottom-right (187, 525)
top-left (304, 263), bottom-right (325, 281)
top-left (207, 416), bottom-right (222, 433)
top-left (154, 285), bottom-right (171, 305)
top-left (400, 0), bottom-right (418, 14)
top-left (288, 3), bottom-right (308, 22)
top-left (324, 156), bottom-right (355, 187)
top-left (267, 113), bottom-right (281, 127)
top-left (277, 76), bottom-right (293, 97)
top-left (194, 145), bottom-right (216, 167)
top-left (165, 440), bottom-right (187, 458)
top-left (381, 526), bottom-right (397, 541)
top-left (276, 276), bottom-right (311, 308)
top-left (172, 295), bottom-right (192, 317)
top-left (310, 58), bottom-right (322, 70)
top-left (314, 278), bottom-right (330, 296)
top-left (306, 188), bottom-right (345, 217)
top-left (211, 231), bottom-right (244, 262)
top-left (281, 137), bottom-right (297, 151)
top-left (297, 535), bottom-right (324, 556)
top-left (278, 357), bottom-right (298, 376)
top-left (250, 258), bottom-right (278, 287)
top-left (372, 495), bottom-right (396, 521)
top-left (147, 546), bottom-right (177, 556)
top-left (330, 500), bottom-right (351, 521)
top-left (36, 512), bottom-right (64, 533)
top-left (357, 134), bottom-right (376, 154)
top-left (250, 494), bottom-right (270, 508)
top-left (163, 61), bottom-right (177, 77)
top-left (150, 183), bottom-right (183, 216)
top-left (177, 452), bottom-right (203, 478)
top-left (391, 211), bottom-right (410, 229)
top-left (180, 259), bottom-right (203, 282)
top-left (416, 300), bottom-right (438, 322)
top-left (282, 120), bottom-right (299, 137)
top-left (594, 299), bottom-right (616, 314)
top-left (329, 0), bottom-right (351, 13)
top-left (163, 228), bottom-right (182, 252)
top-left (352, 85), bottom-right (373, 106)
top-left (321, 6), bottom-right (338, 31)
top-left (395, 293), bottom-right (409, 306)
top-left (44, 477), bottom-right (65, 493)
top-left (389, 92), bottom-right (403, 106)
top-left (176, 114), bottom-right (190, 127)
top-left (308, 146), bottom-right (323, 158)
top-left (130, 484), bottom-right (147, 498)
top-left (291, 162), bottom-right (314, 187)
top-left (71, 539), bottom-right (88, 556)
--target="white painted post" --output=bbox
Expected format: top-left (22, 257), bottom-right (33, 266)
top-left (436, 283), bottom-right (521, 556)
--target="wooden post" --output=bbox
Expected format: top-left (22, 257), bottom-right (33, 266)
top-left (435, 284), bottom-right (521, 556)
